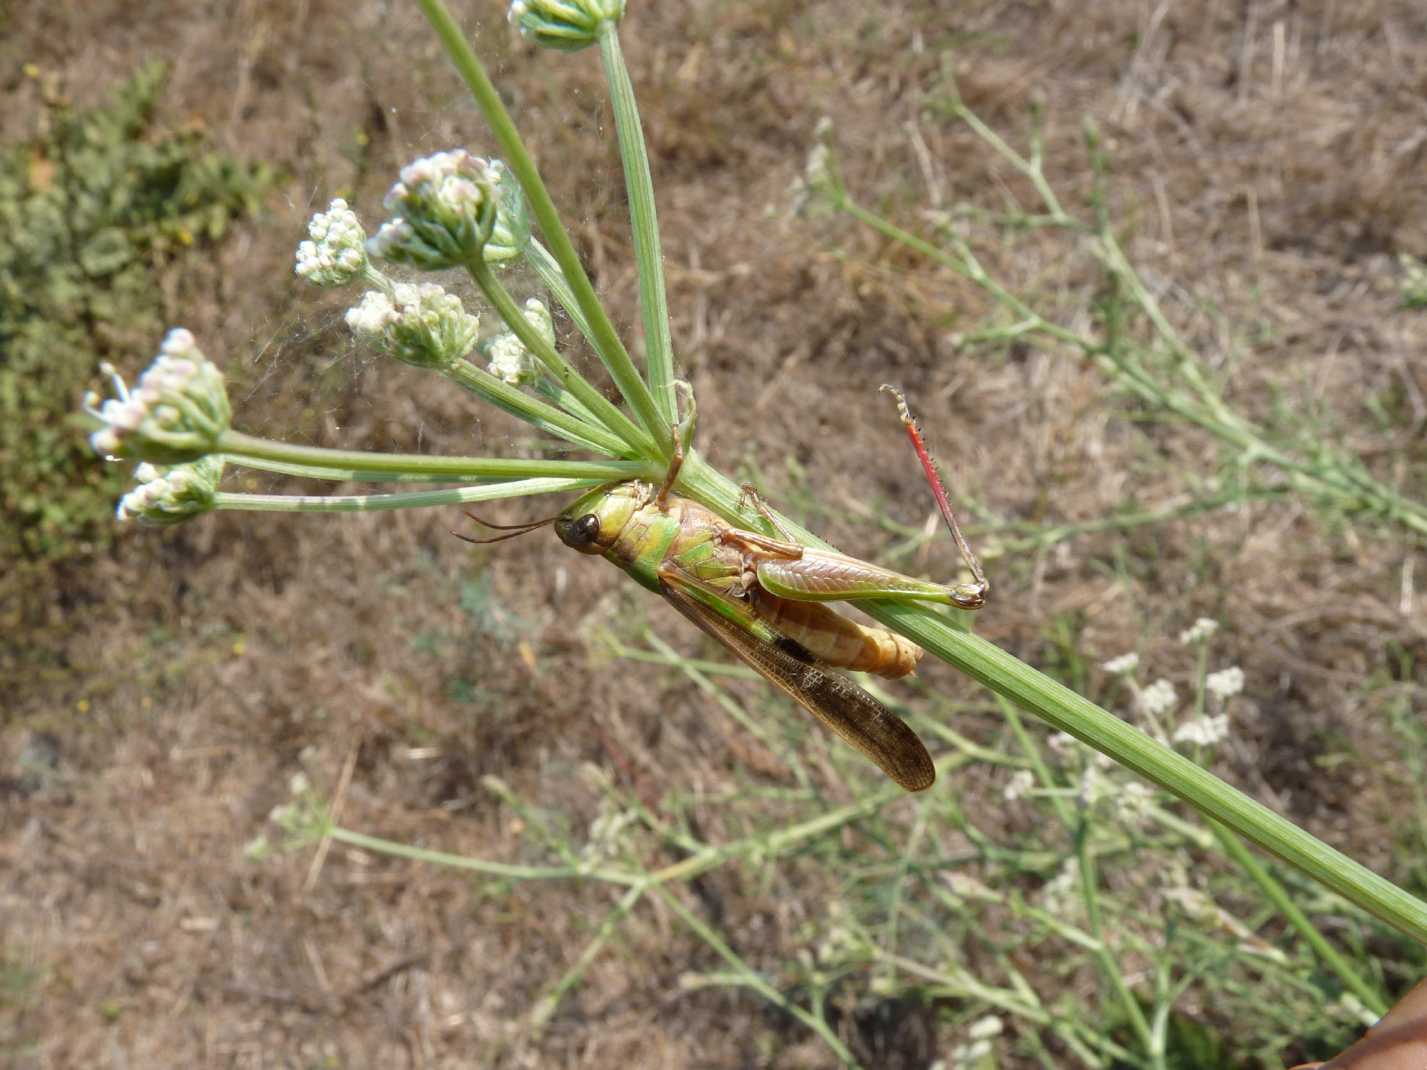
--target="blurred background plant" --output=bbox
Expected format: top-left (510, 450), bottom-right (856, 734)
top-left (0, 61), bottom-right (274, 565)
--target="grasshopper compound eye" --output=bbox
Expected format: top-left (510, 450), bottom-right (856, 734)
top-left (555, 512), bottom-right (603, 552)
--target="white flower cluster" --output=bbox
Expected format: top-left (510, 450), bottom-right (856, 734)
top-left (791, 117), bottom-right (842, 215)
top-left (949, 1016), bottom-right (1004, 1067)
top-left (1179, 617), bottom-right (1219, 645)
top-left (86, 329), bottom-right (231, 464)
top-left (116, 456), bottom-right (224, 526)
top-left (1136, 678), bottom-right (1179, 718)
top-left (1173, 714), bottom-right (1229, 747)
top-left (295, 198), bottom-right (368, 287)
top-left (345, 282), bottom-right (480, 371)
top-left (368, 150), bottom-right (498, 270)
top-left (486, 298), bottom-right (555, 385)
top-left (509, 0), bottom-right (626, 52)
top-left (1205, 666), bottom-right (1245, 701)
top-left (1101, 652), bottom-right (1140, 676)
top-left (1002, 768), bottom-right (1035, 801)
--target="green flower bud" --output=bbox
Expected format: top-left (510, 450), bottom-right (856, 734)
top-left (345, 282), bottom-right (480, 371)
top-left (116, 456), bottom-right (224, 526)
top-left (367, 151), bottom-right (499, 271)
top-left (483, 298), bottom-right (554, 384)
top-left (509, 0), bottom-right (625, 52)
top-left (86, 329), bottom-right (231, 465)
top-left (295, 198), bottom-right (369, 287)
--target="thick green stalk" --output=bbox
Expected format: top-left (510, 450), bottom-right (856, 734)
top-left (219, 429), bottom-right (646, 483)
top-left (215, 477), bottom-right (599, 514)
top-left (415, 0), bottom-right (670, 448)
top-left (597, 22), bottom-right (676, 425)
top-left (467, 255), bottom-right (656, 458)
top-left (676, 452), bottom-right (1427, 946)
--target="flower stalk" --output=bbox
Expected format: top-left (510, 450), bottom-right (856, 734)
top-left (415, 0), bottom-right (671, 451)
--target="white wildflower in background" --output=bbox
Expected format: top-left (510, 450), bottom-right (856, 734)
top-left (1163, 886), bottom-right (1219, 926)
top-left (485, 298), bottom-right (555, 384)
top-left (943, 872), bottom-right (1000, 904)
top-left (1078, 764), bottom-right (1107, 807)
top-left (1173, 714), bottom-right (1229, 747)
top-left (1136, 678), bottom-right (1178, 718)
top-left (579, 798), bottom-right (638, 868)
top-left (1101, 652), bottom-right (1139, 676)
top-left (949, 1016), bottom-right (1004, 1067)
top-left (791, 116), bottom-right (843, 215)
top-left (1113, 780), bottom-right (1157, 824)
top-left (85, 329), bottom-right (231, 464)
top-left (345, 282), bottom-right (480, 370)
top-left (115, 456), bottom-right (224, 526)
top-left (1003, 769), bottom-right (1035, 801)
top-left (367, 150), bottom-right (499, 270)
top-left (1047, 731), bottom-right (1079, 756)
top-left (1039, 859), bottom-right (1079, 915)
top-left (509, 0), bottom-right (625, 52)
top-left (815, 902), bottom-right (867, 967)
top-left (1205, 666), bottom-right (1245, 702)
top-left (1179, 617), bottom-right (1219, 645)
top-left (294, 198), bottom-right (368, 287)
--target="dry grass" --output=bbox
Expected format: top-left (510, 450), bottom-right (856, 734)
top-left (3, 0), bottom-right (1426, 1066)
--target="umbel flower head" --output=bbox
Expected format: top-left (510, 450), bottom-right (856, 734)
top-left (86, 329), bottom-right (231, 464)
top-left (116, 456), bottom-right (224, 526)
top-left (484, 298), bottom-right (554, 385)
top-left (345, 282), bottom-right (480, 371)
top-left (295, 198), bottom-right (368, 287)
top-left (367, 150), bottom-right (499, 270)
top-left (509, 0), bottom-right (625, 52)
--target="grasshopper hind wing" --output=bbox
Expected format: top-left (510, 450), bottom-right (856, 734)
top-left (657, 576), bottom-right (935, 792)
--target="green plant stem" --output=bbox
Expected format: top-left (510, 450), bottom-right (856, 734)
top-left (676, 451), bottom-right (1427, 947)
top-left (215, 476), bottom-right (598, 514)
top-left (1076, 819), bottom-right (1157, 1056)
top-left (416, 0), bottom-right (670, 450)
top-left (219, 429), bottom-right (647, 483)
top-left (329, 826), bottom-right (619, 882)
top-left (597, 22), bottom-right (675, 425)
top-left (1210, 821), bottom-right (1386, 1015)
top-left (218, 456), bottom-right (457, 482)
top-left (526, 239), bottom-right (594, 343)
top-left (467, 254), bottom-right (657, 458)
top-left (528, 885), bottom-right (645, 1032)
top-left (651, 884), bottom-right (858, 1067)
top-left (441, 358), bottom-right (626, 455)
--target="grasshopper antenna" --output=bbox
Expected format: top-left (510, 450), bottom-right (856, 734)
top-left (880, 384), bottom-right (989, 609)
top-left (451, 508), bottom-right (560, 545)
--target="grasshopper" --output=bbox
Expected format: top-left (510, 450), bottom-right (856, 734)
top-left (460, 386), bottom-right (987, 791)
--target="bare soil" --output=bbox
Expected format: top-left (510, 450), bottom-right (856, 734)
top-left (3, 1), bottom-right (1426, 1066)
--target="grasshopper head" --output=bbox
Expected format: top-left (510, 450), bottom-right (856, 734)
top-left (554, 481), bottom-right (646, 555)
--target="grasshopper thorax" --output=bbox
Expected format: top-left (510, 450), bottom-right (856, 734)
top-left (554, 481), bottom-right (649, 555)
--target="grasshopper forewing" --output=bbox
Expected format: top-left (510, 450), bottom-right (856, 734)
top-left (658, 571), bottom-right (936, 791)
